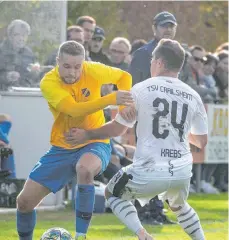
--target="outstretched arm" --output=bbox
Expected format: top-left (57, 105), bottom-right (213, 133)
top-left (65, 105), bottom-right (137, 146)
top-left (40, 78), bottom-right (133, 118)
top-left (56, 93), bottom-right (115, 118)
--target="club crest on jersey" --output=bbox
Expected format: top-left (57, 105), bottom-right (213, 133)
top-left (81, 88), bottom-right (90, 97)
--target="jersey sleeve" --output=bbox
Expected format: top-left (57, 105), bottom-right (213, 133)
top-left (114, 86), bottom-right (138, 128)
top-left (191, 97), bottom-right (208, 135)
top-left (88, 62), bottom-right (132, 90)
top-left (40, 77), bottom-right (70, 109)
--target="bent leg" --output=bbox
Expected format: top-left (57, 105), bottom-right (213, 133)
top-left (167, 179), bottom-right (205, 240)
top-left (16, 179), bottom-right (50, 240)
top-left (75, 150), bottom-right (105, 238)
top-left (105, 168), bottom-right (153, 240)
top-left (74, 143), bottom-right (111, 238)
top-left (170, 203), bottom-right (205, 240)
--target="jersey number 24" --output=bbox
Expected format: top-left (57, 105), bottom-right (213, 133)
top-left (152, 97), bottom-right (188, 142)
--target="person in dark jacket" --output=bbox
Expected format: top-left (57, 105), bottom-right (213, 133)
top-left (128, 11), bottom-right (177, 86)
top-left (89, 26), bottom-right (111, 65)
top-left (0, 19), bottom-right (36, 90)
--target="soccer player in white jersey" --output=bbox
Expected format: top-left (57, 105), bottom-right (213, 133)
top-left (65, 39), bottom-right (208, 240)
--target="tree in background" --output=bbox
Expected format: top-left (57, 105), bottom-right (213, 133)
top-left (199, 1), bottom-right (228, 50)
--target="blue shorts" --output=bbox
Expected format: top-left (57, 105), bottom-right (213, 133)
top-left (29, 142), bottom-right (111, 193)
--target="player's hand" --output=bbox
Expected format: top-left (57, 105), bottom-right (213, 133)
top-left (64, 128), bottom-right (89, 146)
top-left (119, 104), bottom-right (136, 122)
top-left (116, 90), bottom-right (134, 106)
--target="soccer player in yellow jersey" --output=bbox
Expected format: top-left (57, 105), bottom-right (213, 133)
top-left (16, 41), bottom-right (133, 240)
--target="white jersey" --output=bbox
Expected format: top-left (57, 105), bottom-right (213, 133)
top-left (115, 76), bottom-right (208, 180)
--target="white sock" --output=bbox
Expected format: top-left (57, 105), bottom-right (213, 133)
top-left (108, 196), bottom-right (143, 234)
top-left (173, 203), bottom-right (205, 240)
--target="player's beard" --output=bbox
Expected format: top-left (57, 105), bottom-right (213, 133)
top-left (63, 76), bottom-right (77, 84)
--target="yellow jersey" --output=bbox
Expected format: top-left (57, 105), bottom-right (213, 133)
top-left (40, 61), bottom-right (132, 149)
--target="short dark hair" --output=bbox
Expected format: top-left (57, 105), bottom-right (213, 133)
top-left (76, 16), bottom-right (96, 26)
top-left (216, 50), bottom-right (229, 61)
top-left (189, 45), bottom-right (205, 54)
top-left (152, 39), bottom-right (185, 71)
top-left (58, 41), bottom-right (85, 58)
top-left (204, 53), bottom-right (219, 65)
top-left (130, 39), bottom-right (147, 54)
top-left (67, 25), bottom-right (83, 40)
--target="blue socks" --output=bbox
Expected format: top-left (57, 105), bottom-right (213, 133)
top-left (16, 185), bottom-right (95, 239)
top-left (75, 184), bottom-right (95, 235)
top-left (17, 210), bottom-right (36, 240)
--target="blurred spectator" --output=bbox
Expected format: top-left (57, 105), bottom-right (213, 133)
top-left (66, 25), bottom-right (84, 45)
top-left (89, 26), bottom-right (111, 65)
top-left (181, 47), bottom-right (217, 192)
top-left (76, 15), bottom-right (96, 60)
top-left (0, 19), bottom-right (37, 90)
top-left (125, 39), bottom-right (147, 65)
top-left (44, 25), bottom-right (84, 67)
top-left (180, 45), bottom-right (216, 102)
top-left (213, 50), bottom-right (228, 100)
top-left (188, 45), bottom-right (206, 84)
top-left (130, 39), bottom-right (147, 55)
top-left (215, 42), bottom-right (229, 53)
top-left (200, 53), bottom-right (219, 101)
top-left (178, 43), bottom-right (192, 82)
top-left (129, 11), bottom-right (177, 85)
top-left (109, 37), bottom-right (131, 71)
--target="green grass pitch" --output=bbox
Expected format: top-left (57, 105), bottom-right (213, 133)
top-left (0, 193), bottom-right (227, 239)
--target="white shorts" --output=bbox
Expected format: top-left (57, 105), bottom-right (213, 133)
top-left (107, 165), bottom-right (190, 208)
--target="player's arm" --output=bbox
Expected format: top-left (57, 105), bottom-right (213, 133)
top-left (188, 133), bottom-right (208, 149)
top-left (89, 120), bottom-right (128, 139)
top-left (40, 79), bottom-right (133, 118)
top-left (65, 105), bottom-right (137, 146)
top-left (64, 88), bottom-right (138, 146)
top-left (90, 62), bottom-right (132, 91)
top-left (87, 105), bottom-right (136, 139)
top-left (189, 98), bottom-right (208, 149)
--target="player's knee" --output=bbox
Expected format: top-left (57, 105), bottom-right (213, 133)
top-left (169, 204), bottom-right (183, 212)
top-left (76, 164), bottom-right (94, 184)
top-left (16, 195), bottom-right (34, 213)
top-left (111, 171), bottom-right (133, 198)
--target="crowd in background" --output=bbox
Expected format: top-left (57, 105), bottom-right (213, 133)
top-left (0, 17), bottom-right (228, 104)
top-left (0, 12), bottom-right (228, 225)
